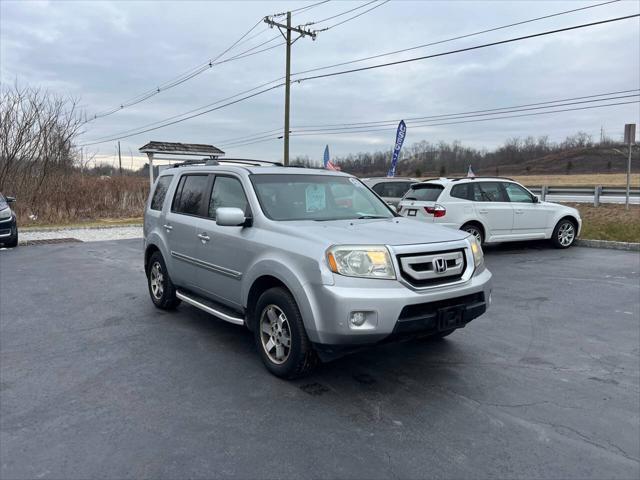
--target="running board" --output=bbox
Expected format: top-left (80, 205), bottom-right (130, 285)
top-left (176, 290), bottom-right (245, 326)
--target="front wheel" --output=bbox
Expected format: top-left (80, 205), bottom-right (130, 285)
top-left (253, 287), bottom-right (318, 379)
top-left (551, 219), bottom-right (577, 248)
top-left (5, 227), bottom-right (18, 248)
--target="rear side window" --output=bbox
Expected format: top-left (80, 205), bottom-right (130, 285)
top-left (404, 184), bottom-right (444, 202)
top-left (450, 183), bottom-right (473, 201)
top-left (472, 182), bottom-right (508, 202)
top-left (150, 175), bottom-right (173, 211)
top-left (172, 174), bottom-right (209, 215)
top-left (208, 176), bottom-right (249, 219)
top-left (372, 181), bottom-right (413, 198)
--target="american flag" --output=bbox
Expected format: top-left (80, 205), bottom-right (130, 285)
top-left (323, 145), bottom-right (340, 170)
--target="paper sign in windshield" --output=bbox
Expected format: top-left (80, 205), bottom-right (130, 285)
top-left (305, 184), bottom-right (326, 212)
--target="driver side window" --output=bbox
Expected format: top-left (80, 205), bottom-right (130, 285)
top-left (208, 176), bottom-right (248, 219)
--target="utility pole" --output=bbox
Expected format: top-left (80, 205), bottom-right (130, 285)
top-left (624, 124), bottom-right (636, 210)
top-left (264, 12), bottom-right (317, 165)
top-left (117, 141), bottom-right (123, 175)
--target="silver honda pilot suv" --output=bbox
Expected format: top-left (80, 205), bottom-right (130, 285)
top-left (143, 162), bottom-right (492, 378)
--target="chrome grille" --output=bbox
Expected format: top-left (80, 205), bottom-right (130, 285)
top-left (397, 249), bottom-right (466, 287)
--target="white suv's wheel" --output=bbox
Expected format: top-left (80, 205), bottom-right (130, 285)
top-left (461, 223), bottom-right (484, 245)
top-left (552, 219), bottom-right (577, 248)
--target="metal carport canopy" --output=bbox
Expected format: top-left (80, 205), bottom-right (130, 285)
top-left (139, 141), bottom-right (225, 186)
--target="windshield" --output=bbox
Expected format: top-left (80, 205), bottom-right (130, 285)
top-left (250, 174), bottom-right (395, 221)
top-left (0, 195), bottom-right (7, 211)
top-left (403, 183), bottom-right (444, 202)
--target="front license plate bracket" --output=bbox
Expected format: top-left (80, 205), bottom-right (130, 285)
top-left (437, 306), bottom-right (465, 331)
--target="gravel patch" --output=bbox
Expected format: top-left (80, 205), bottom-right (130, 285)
top-left (19, 226), bottom-right (142, 243)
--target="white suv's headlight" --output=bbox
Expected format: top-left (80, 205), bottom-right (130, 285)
top-left (326, 245), bottom-right (396, 279)
top-left (0, 207), bottom-right (11, 220)
top-left (468, 235), bottom-right (484, 268)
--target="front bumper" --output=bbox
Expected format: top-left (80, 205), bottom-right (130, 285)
top-left (0, 216), bottom-right (16, 241)
top-left (303, 266), bottom-right (492, 346)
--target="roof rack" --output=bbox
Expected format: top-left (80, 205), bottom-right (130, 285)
top-left (170, 158), bottom-right (284, 168)
top-left (450, 176), bottom-right (515, 182)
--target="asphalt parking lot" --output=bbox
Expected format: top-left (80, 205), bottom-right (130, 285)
top-left (0, 240), bottom-right (638, 479)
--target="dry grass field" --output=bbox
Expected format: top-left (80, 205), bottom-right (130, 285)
top-left (568, 203), bottom-right (640, 243)
top-left (514, 173), bottom-right (640, 187)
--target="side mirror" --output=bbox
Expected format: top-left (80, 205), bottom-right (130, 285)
top-left (532, 195), bottom-right (539, 203)
top-left (216, 207), bottom-right (248, 227)
top-left (5, 196), bottom-right (15, 203)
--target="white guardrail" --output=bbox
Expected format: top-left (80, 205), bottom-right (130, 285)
top-left (526, 186), bottom-right (640, 206)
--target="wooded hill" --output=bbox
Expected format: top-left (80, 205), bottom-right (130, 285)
top-left (299, 133), bottom-right (639, 177)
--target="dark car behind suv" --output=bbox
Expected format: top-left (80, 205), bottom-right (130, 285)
top-left (0, 194), bottom-right (18, 248)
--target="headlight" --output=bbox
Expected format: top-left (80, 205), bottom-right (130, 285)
top-left (468, 235), bottom-right (484, 268)
top-left (326, 245), bottom-right (395, 279)
top-left (0, 207), bottom-right (11, 220)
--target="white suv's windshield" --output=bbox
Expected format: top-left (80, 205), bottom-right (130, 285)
top-left (251, 174), bottom-right (394, 221)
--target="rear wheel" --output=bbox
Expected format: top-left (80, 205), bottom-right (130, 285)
top-left (461, 222), bottom-right (484, 245)
top-left (551, 219), bottom-right (576, 248)
top-left (147, 251), bottom-right (180, 309)
top-left (253, 287), bottom-right (318, 379)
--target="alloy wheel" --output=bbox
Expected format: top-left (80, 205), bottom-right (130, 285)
top-left (558, 222), bottom-right (575, 247)
top-left (259, 304), bottom-right (292, 364)
top-left (149, 261), bottom-right (165, 300)
top-left (465, 226), bottom-right (483, 244)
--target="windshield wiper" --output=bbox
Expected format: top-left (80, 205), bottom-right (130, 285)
top-left (356, 215), bottom-right (388, 219)
top-left (404, 196), bottom-right (417, 200)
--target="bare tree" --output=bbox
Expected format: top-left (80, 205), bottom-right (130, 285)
top-left (0, 83), bottom-right (84, 196)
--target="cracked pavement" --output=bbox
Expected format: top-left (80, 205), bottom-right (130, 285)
top-left (0, 239), bottom-right (638, 479)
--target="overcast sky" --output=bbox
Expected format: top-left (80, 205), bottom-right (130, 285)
top-left (1, 0), bottom-right (639, 168)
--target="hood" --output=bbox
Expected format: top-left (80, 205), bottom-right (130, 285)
top-left (272, 216), bottom-right (469, 247)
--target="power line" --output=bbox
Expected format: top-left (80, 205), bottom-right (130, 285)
top-left (293, 90), bottom-right (640, 131)
top-left (295, 14), bottom-right (640, 83)
top-left (305, 0), bottom-right (378, 25)
top-left (291, 101), bottom-right (640, 136)
top-left (79, 82), bottom-right (285, 147)
top-left (85, 76), bottom-right (286, 142)
top-left (275, 0), bottom-right (332, 16)
top-left (80, 14), bottom-right (638, 146)
top-left (215, 92), bottom-right (639, 146)
top-left (290, 0), bottom-right (622, 77)
top-left (86, 18), bottom-right (276, 122)
top-left (314, 0), bottom-right (390, 31)
top-left (220, 99), bottom-right (640, 149)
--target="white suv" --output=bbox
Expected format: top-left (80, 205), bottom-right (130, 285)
top-left (397, 177), bottom-right (582, 248)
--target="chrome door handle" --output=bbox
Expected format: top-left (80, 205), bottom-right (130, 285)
top-left (163, 224), bottom-right (173, 231)
top-left (478, 209), bottom-right (489, 214)
top-left (197, 233), bottom-right (210, 242)
top-left (515, 210), bottom-right (524, 214)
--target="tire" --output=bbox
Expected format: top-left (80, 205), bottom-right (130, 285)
top-left (5, 227), bottom-right (17, 248)
top-left (461, 222), bottom-right (484, 245)
top-left (253, 287), bottom-right (319, 379)
top-left (551, 218), bottom-right (577, 249)
top-left (146, 251), bottom-right (180, 309)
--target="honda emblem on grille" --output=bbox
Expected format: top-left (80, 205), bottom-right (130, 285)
top-left (433, 257), bottom-right (447, 273)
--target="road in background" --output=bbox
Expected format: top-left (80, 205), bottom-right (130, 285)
top-left (1, 240), bottom-right (638, 479)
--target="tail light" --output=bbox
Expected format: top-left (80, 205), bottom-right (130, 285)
top-left (424, 204), bottom-right (446, 218)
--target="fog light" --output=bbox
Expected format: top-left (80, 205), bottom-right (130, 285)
top-left (350, 311), bottom-right (366, 327)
